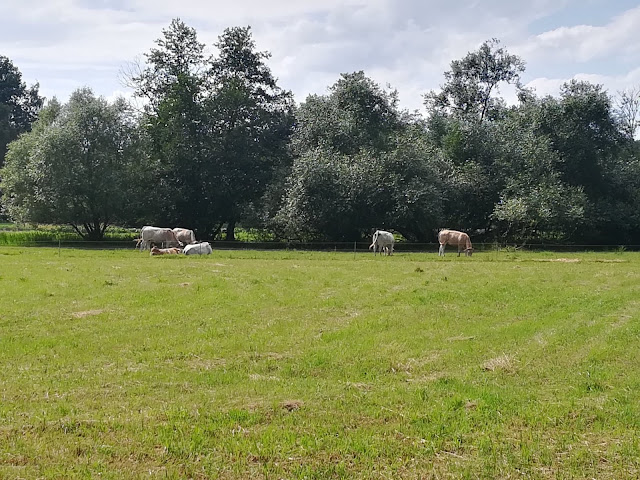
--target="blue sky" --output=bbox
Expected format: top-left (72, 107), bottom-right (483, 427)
top-left (1, 0), bottom-right (639, 112)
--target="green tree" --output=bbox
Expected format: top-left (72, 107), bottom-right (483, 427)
top-left (207, 26), bottom-right (294, 240)
top-left (0, 56), bottom-right (44, 166)
top-left (0, 89), bottom-right (145, 239)
top-left (424, 38), bottom-right (525, 122)
top-left (527, 80), bottom-right (636, 242)
top-left (292, 71), bottom-right (403, 156)
top-left (128, 18), bottom-right (211, 234)
top-left (491, 114), bottom-right (587, 242)
top-left (128, 21), bottom-right (293, 240)
top-left (425, 114), bottom-right (501, 234)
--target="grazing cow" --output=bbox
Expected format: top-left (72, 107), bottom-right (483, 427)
top-left (139, 226), bottom-right (182, 250)
top-left (183, 242), bottom-right (212, 255)
top-left (369, 230), bottom-right (395, 256)
top-left (150, 246), bottom-right (182, 256)
top-left (438, 229), bottom-right (473, 257)
top-left (172, 228), bottom-right (197, 245)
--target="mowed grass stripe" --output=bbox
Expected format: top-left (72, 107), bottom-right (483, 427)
top-left (1, 248), bottom-right (639, 478)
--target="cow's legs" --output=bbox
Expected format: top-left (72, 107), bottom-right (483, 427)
top-left (438, 244), bottom-right (445, 256)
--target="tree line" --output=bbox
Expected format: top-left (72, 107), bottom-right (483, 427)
top-left (1, 20), bottom-right (639, 244)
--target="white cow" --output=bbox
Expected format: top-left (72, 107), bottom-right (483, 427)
top-left (369, 230), bottom-right (395, 256)
top-left (183, 242), bottom-right (212, 255)
top-left (172, 228), bottom-right (197, 245)
top-left (438, 229), bottom-right (473, 257)
top-left (138, 226), bottom-right (182, 250)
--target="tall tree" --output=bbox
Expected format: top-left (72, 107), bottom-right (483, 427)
top-left (206, 26), bottom-right (294, 240)
top-left (127, 18), bottom-right (210, 233)
top-left (0, 89), bottom-right (145, 239)
top-left (424, 39), bottom-right (525, 122)
top-left (0, 56), bottom-right (44, 167)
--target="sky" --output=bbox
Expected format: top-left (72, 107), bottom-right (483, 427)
top-left (2, 0), bottom-right (640, 113)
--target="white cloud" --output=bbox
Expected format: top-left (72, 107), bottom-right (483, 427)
top-left (518, 5), bottom-right (640, 64)
top-left (1, 0), bottom-right (639, 113)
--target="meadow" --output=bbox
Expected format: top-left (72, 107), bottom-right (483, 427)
top-left (1, 247), bottom-right (639, 479)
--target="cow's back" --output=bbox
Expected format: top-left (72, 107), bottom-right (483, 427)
top-left (439, 229), bottom-right (465, 245)
top-left (173, 228), bottom-right (195, 245)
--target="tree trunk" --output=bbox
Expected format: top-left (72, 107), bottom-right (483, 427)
top-left (225, 219), bottom-right (236, 241)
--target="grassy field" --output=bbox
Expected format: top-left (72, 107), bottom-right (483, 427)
top-left (1, 247), bottom-right (639, 479)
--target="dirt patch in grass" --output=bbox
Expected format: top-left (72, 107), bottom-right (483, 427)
top-left (281, 400), bottom-right (303, 412)
top-left (183, 356), bottom-right (227, 370)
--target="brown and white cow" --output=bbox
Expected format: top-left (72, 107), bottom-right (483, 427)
top-left (438, 229), bottom-right (473, 257)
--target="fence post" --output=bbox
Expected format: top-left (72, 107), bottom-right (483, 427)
top-left (58, 238), bottom-right (61, 256)
top-left (354, 241), bottom-right (357, 259)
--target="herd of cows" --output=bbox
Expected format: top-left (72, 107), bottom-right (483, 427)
top-left (136, 226), bottom-right (473, 257)
top-left (135, 226), bottom-right (212, 255)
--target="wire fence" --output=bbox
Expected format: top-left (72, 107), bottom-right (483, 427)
top-left (1, 239), bottom-right (639, 252)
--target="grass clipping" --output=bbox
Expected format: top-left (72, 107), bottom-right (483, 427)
top-left (482, 353), bottom-right (517, 373)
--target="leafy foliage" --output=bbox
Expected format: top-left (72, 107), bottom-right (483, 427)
top-left (424, 39), bottom-right (525, 122)
top-left (0, 56), bottom-right (44, 167)
top-left (279, 73), bottom-right (442, 241)
top-left (0, 89), bottom-right (145, 239)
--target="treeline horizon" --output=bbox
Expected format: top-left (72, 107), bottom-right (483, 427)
top-left (1, 19), bottom-right (639, 244)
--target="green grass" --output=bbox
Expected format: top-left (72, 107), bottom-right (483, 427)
top-left (1, 248), bottom-right (639, 478)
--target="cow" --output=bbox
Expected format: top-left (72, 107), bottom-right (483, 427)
top-left (172, 228), bottom-right (197, 246)
top-left (138, 226), bottom-right (183, 250)
top-left (150, 246), bottom-right (182, 256)
top-left (438, 229), bottom-right (473, 257)
top-left (183, 242), bottom-right (212, 255)
top-left (369, 230), bottom-right (394, 256)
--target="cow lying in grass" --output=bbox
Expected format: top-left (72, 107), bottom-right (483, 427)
top-left (438, 229), bottom-right (473, 257)
top-left (150, 246), bottom-right (182, 256)
top-left (183, 242), bottom-right (212, 255)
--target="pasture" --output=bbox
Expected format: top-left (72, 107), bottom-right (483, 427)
top-left (1, 247), bottom-right (639, 479)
